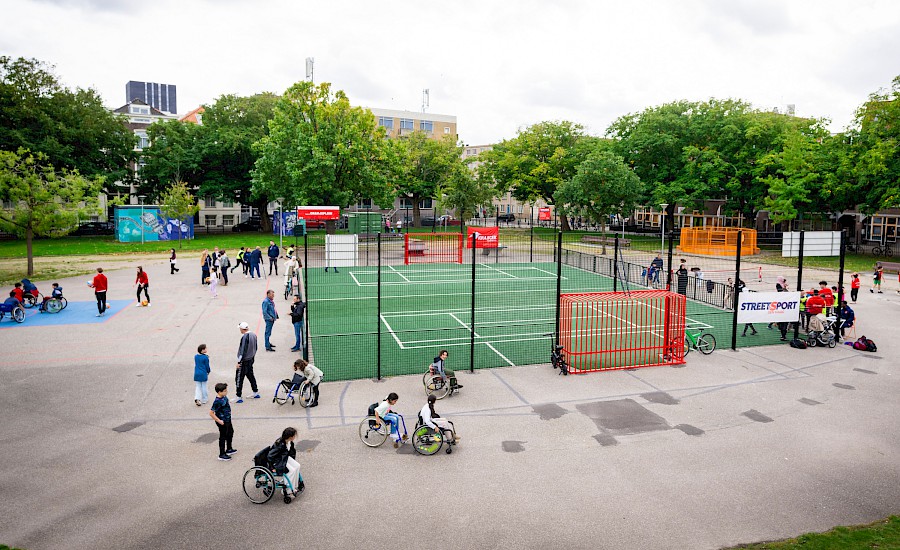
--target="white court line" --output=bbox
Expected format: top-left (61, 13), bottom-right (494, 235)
top-left (387, 265), bottom-right (411, 283)
top-left (531, 266), bottom-right (557, 276)
top-left (479, 262), bottom-right (519, 279)
top-left (313, 286), bottom-right (613, 302)
top-left (486, 343), bottom-right (516, 366)
top-left (349, 271), bottom-right (362, 287)
top-left (354, 276), bottom-right (558, 287)
top-left (382, 304), bottom-right (557, 318)
top-left (400, 325), bottom-right (671, 345)
top-left (379, 314), bottom-right (405, 349)
top-left (448, 312), bottom-right (481, 338)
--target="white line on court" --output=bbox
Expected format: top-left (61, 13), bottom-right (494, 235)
top-left (349, 271), bottom-right (362, 287)
top-left (312, 286), bottom-right (614, 302)
top-left (479, 262), bottom-right (518, 279)
top-left (486, 343), bottom-right (516, 366)
top-left (354, 276), bottom-right (558, 286)
top-left (449, 312), bottom-right (481, 338)
top-left (387, 265), bottom-right (411, 283)
top-left (531, 266), bottom-right (557, 276)
top-left (379, 314), bottom-right (405, 349)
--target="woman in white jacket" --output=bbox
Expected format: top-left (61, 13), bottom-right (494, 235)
top-left (420, 394), bottom-right (460, 442)
top-left (293, 358), bottom-right (323, 407)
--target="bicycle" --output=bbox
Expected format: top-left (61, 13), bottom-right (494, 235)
top-left (871, 244), bottom-right (894, 258)
top-left (681, 327), bottom-right (717, 356)
top-left (543, 332), bottom-right (568, 375)
top-left (283, 275), bottom-right (294, 300)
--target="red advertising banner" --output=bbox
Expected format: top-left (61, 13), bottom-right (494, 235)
top-left (296, 206), bottom-right (340, 220)
top-left (467, 226), bottom-right (498, 248)
top-left (538, 207), bottom-right (552, 221)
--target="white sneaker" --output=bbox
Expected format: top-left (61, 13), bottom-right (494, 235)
top-left (147, 303), bottom-right (151, 307)
top-left (96, 313), bottom-right (103, 317)
top-left (135, 303), bottom-right (141, 307)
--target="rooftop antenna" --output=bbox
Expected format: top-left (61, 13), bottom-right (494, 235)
top-left (305, 57), bottom-right (315, 84)
top-left (422, 88), bottom-right (429, 112)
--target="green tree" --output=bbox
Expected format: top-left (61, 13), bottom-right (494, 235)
top-left (847, 75), bottom-right (900, 212)
top-left (478, 121), bottom-right (593, 230)
top-left (438, 165), bottom-right (497, 229)
top-left (0, 149), bottom-right (102, 275)
top-left (555, 150), bottom-right (643, 253)
top-left (393, 132), bottom-right (467, 227)
top-left (158, 180), bottom-right (201, 248)
top-left (0, 56), bottom-right (134, 190)
top-left (252, 82), bottom-right (395, 232)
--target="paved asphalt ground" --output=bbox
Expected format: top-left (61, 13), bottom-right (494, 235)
top-left (1, 257), bottom-right (898, 550)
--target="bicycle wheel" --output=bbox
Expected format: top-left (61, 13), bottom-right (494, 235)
top-left (298, 381), bottom-right (314, 408)
top-left (273, 381), bottom-right (292, 405)
top-left (45, 298), bottom-right (63, 314)
top-left (885, 247), bottom-right (894, 258)
top-left (22, 294), bottom-right (37, 309)
top-left (872, 246), bottom-right (883, 257)
top-left (697, 333), bottom-right (717, 355)
top-left (359, 416), bottom-right (388, 447)
top-left (424, 374), bottom-right (451, 400)
top-left (243, 467), bottom-right (276, 504)
top-left (412, 425), bottom-right (443, 456)
top-left (681, 337), bottom-right (692, 357)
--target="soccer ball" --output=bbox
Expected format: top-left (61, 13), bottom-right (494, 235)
top-left (205, 277), bottom-right (211, 283)
top-left (141, 300), bottom-right (148, 307)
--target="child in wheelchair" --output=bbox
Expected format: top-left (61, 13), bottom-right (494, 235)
top-left (419, 394), bottom-right (460, 443)
top-left (39, 283), bottom-right (63, 312)
top-left (430, 350), bottom-right (462, 392)
top-left (254, 427), bottom-right (304, 496)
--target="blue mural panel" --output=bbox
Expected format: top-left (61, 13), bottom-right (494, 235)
top-left (115, 206), bottom-right (194, 242)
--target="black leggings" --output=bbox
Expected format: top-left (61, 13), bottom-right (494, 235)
top-left (235, 360), bottom-right (258, 397)
top-left (232, 259), bottom-right (244, 273)
top-left (850, 287), bottom-right (859, 302)
top-left (136, 284), bottom-right (149, 303)
top-left (95, 291), bottom-right (107, 314)
top-left (217, 421), bottom-right (234, 455)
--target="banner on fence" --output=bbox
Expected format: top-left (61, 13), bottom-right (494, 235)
top-left (114, 206), bottom-right (193, 242)
top-left (273, 211), bottom-right (302, 236)
top-left (538, 207), bottom-right (552, 221)
top-left (737, 291), bottom-right (801, 323)
top-left (467, 226), bottom-right (498, 248)
top-left (297, 206), bottom-right (340, 220)
top-left (782, 231), bottom-right (841, 257)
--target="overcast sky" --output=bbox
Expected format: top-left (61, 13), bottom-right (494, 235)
top-left (2, 0), bottom-right (899, 145)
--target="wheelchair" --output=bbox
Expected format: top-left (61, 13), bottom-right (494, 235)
top-left (22, 291), bottom-right (41, 309)
top-left (423, 367), bottom-right (456, 400)
top-left (359, 406), bottom-right (407, 448)
top-left (0, 302), bottom-right (25, 323)
top-left (412, 415), bottom-right (457, 456)
top-left (242, 452), bottom-right (303, 505)
top-left (273, 374), bottom-right (313, 408)
top-left (42, 295), bottom-right (67, 313)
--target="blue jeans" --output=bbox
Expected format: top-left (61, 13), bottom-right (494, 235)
top-left (292, 321), bottom-right (304, 350)
top-left (194, 381), bottom-right (208, 402)
top-left (250, 263), bottom-right (261, 278)
top-left (264, 320), bottom-right (275, 349)
top-left (383, 413), bottom-right (400, 437)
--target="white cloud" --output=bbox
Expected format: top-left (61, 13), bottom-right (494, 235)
top-left (2, 0), bottom-right (899, 143)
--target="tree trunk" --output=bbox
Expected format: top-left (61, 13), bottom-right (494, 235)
top-left (255, 197), bottom-right (272, 233)
top-left (412, 198), bottom-right (421, 228)
top-left (26, 226), bottom-right (34, 276)
top-left (560, 213), bottom-right (572, 232)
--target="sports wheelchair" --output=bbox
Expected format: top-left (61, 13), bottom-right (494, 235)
top-left (412, 414), bottom-right (457, 456)
top-left (273, 373), bottom-right (314, 408)
top-left (0, 301), bottom-right (25, 323)
top-left (359, 406), bottom-right (407, 448)
top-left (423, 367), bottom-right (458, 400)
top-left (242, 448), bottom-right (303, 505)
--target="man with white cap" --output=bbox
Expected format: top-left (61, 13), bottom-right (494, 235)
top-left (235, 322), bottom-right (260, 404)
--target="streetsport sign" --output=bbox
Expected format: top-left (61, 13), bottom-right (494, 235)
top-left (297, 206), bottom-right (340, 220)
top-left (467, 226), bottom-right (498, 248)
top-left (737, 292), bottom-right (801, 323)
top-left (538, 207), bottom-right (552, 221)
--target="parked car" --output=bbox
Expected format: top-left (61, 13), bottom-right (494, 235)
top-left (497, 213), bottom-right (516, 223)
top-left (231, 218), bottom-right (262, 232)
top-left (70, 222), bottom-right (113, 236)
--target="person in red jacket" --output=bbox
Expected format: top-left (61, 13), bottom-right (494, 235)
top-left (818, 281), bottom-right (834, 315)
top-left (850, 273), bottom-right (861, 303)
top-left (12, 282), bottom-right (24, 304)
top-left (805, 289), bottom-right (825, 317)
top-left (134, 266), bottom-right (150, 307)
top-left (88, 267), bottom-right (108, 317)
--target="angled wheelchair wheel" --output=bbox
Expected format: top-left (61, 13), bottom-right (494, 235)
top-left (243, 467), bottom-right (276, 504)
top-left (697, 334), bottom-right (716, 355)
top-left (59, 296), bottom-right (68, 310)
top-left (412, 425), bottom-right (443, 456)
top-left (274, 380), bottom-right (293, 405)
top-left (424, 374), bottom-right (451, 400)
top-left (22, 293), bottom-right (38, 309)
top-left (12, 306), bottom-right (25, 323)
top-left (359, 416), bottom-right (388, 447)
top-left (45, 298), bottom-right (63, 314)
top-left (298, 381), bottom-right (314, 408)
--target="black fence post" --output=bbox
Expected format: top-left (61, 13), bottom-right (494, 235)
top-left (377, 232), bottom-right (382, 380)
top-left (613, 236), bottom-right (619, 292)
top-left (835, 230), bottom-right (846, 338)
top-left (731, 230), bottom-right (743, 351)
top-left (470, 232), bottom-right (477, 373)
top-left (794, 231), bottom-right (805, 341)
top-left (303, 231), bottom-right (309, 361)
top-left (555, 232), bottom-right (563, 345)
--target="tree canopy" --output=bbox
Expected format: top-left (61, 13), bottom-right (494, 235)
top-left (392, 132), bottom-right (469, 226)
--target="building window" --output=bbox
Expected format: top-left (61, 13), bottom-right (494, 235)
top-left (222, 215), bottom-right (235, 227)
top-left (400, 119), bottom-right (415, 130)
top-left (419, 199), bottom-right (433, 209)
top-left (204, 215), bottom-right (217, 226)
top-left (378, 117), bottom-right (394, 129)
top-left (204, 197), bottom-right (216, 208)
top-left (357, 198), bottom-right (373, 209)
top-left (222, 200), bottom-right (233, 208)
top-left (443, 127), bottom-right (450, 134)
top-left (420, 120), bottom-right (433, 132)
top-left (400, 198), bottom-right (412, 208)
top-left (135, 132), bottom-right (149, 150)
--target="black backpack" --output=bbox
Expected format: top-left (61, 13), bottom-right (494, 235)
top-left (865, 337), bottom-right (877, 352)
top-left (789, 339), bottom-right (807, 349)
top-left (254, 445), bottom-right (272, 468)
top-left (368, 403), bottom-right (379, 428)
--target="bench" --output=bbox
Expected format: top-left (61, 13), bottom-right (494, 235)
top-left (358, 232), bottom-right (403, 241)
top-left (407, 239), bottom-right (426, 256)
top-left (482, 245), bottom-right (508, 256)
top-left (581, 235), bottom-right (630, 248)
top-left (877, 261), bottom-right (900, 274)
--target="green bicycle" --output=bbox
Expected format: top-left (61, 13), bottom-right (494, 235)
top-left (681, 327), bottom-right (716, 356)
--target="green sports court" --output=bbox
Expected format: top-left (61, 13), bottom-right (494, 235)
top-left (305, 257), bottom-right (733, 381)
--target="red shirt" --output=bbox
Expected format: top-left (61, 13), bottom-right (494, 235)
top-left (806, 295), bottom-right (825, 315)
top-left (13, 288), bottom-right (23, 302)
top-left (92, 273), bottom-right (108, 293)
top-left (851, 278), bottom-right (860, 289)
top-left (135, 272), bottom-right (149, 285)
top-left (819, 287), bottom-right (834, 307)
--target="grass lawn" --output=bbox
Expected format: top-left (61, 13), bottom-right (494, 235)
top-left (729, 515), bottom-right (900, 549)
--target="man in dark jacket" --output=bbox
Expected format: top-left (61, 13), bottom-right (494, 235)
top-left (289, 295), bottom-right (307, 352)
top-left (268, 241), bottom-right (280, 276)
top-left (248, 246), bottom-right (263, 279)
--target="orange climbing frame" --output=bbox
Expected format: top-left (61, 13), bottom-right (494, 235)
top-left (679, 227), bottom-right (760, 256)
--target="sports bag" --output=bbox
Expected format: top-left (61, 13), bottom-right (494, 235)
top-left (789, 339), bottom-right (807, 349)
top-left (864, 337), bottom-right (877, 352)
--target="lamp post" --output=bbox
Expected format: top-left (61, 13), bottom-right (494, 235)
top-left (138, 195), bottom-right (146, 245)
top-left (276, 199), bottom-right (284, 249)
top-left (659, 203), bottom-right (668, 257)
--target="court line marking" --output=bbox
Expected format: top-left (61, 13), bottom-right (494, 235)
top-left (347, 265), bottom-right (552, 276)
top-left (486, 343), bottom-right (517, 366)
top-left (387, 264), bottom-right (411, 283)
top-left (379, 314), bottom-right (405, 349)
top-left (530, 266), bottom-right (557, 276)
top-left (349, 271), bottom-right (362, 287)
top-left (448, 312), bottom-right (481, 338)
top-left (353, 276), bottom-right (559, 286)
top-left (479, 262), bottom-right (518, 279)
top-left (313, 286), bottom-right (604, 304)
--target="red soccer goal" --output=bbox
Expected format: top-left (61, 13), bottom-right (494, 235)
top-left (404, 233), bottom-right (464, 265)
top-left (559, 290), bottom-right (686, 373)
